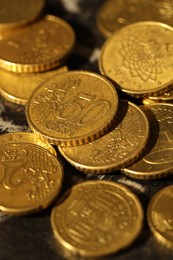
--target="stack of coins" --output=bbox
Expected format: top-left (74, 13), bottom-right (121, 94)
top-left (0, 0), bottom-right (173, 258)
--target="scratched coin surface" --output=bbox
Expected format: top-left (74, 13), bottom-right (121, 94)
top-left (0, 15), bottom-right (75, 73)
top-left (0, 66), bottom-right (68, 105)
top-left (122, 103), bottom-right (173, 179)
top-left (51, 180), bottom-right (143, 257)
top-left (99, 22), bottom-right (173, 97)
top-left (26, 71), bottom-right (118, 146)
top-left (58, 99), bottom-right (149, 173)
top-left (148, 185), bottom-right (173, 249)
top-left (0, 0), bottom-right (45, 30)
top-left (0, 132), bottom-right (56, 156)
top-left (97, 0), bottom-right (173, 38)
top-left (0, 142), bottom-right (63, 215)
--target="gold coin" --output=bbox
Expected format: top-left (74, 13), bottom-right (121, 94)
top-left (0, 66), bottom-right (68, 105)
top-left (0, 15), bottom-right (75, 73)
top-left (148, 185), bottom-right (173, 249)
top-left (51, 180), bottom-right (143, 258)
top-left (58, 99), bottom-right (149, 173)
top-left (0, 142), bottom-right (63, 215)
top-left (26, 71), bottom-right (118, 146)
top-left (122, 103), bottom-right (173, 179)
top-left (0, 132), bottom-right (56, 156)
top-left (97, 0), bottom-right (173, 38)
top-left (143, 85), bottom-right (173, 104)
top-left (0, 0), bottom-right (45, 31)
top-left (99, 22), bottom-right (173, 97)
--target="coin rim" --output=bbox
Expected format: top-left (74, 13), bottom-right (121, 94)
top-left (51, 180), bottom-right (143, 257)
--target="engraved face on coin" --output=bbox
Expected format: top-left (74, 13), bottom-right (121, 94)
top-left (0, 132), bottom-right (56, 156)
top-left (99, 22), bottom-right (173, 97)
top-left (0, 15), bottom-right (75, 73)
top-left (26, 71), bottom-right (118, 146)
top-left (122, 103), bottom-right (173, 179)
top-left (148, 185), bottom-right (173, 249)
top-left (0, 66), bottom-right (68, 105)
top-left (51, 180), bottom-right (143, 257)
top-left (0, 142), bottom-right (63, 215)
top-left (58, 99), bottom-right (149, 173)
top-left (97, 0), bottom-right (173, 38)
top-left (0, 0), bottom-right (45, 30)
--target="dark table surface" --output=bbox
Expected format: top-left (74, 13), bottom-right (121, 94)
top-left (0, 0), bottom-right (173, 259)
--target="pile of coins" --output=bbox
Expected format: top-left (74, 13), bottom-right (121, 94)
top-left (0, 0), bottom-right (173, 258)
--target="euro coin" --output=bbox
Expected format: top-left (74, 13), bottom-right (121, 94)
top-left (0, 66), bottom-right (68, 105)
top-left (97, 0), bottom-right (173, 38)
top-left (58, 99), bottom-right (149, 173)
top-left (0, 142), bottom-right (63, 215)
top-left (99, 22), bottom-right (173, 97)
top-left (122, 103), bottom-right (173, 179)
top-left (0, 132), bottom-right (56, 156)
top-left (26, 71), bottom-right (118, 146)
top-left (148, 185), bottom-right (173, 250)
top-left (143, 86), bottom-right (173, 104)
top-left (0, 15), bottom-right (75, 73)
top-left (51, 180), bottom-right (143, 257)
top-left (0, 0), bottom-right (45, 31)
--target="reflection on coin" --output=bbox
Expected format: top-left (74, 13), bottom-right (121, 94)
top-left (122, 103), bottom-right (173, 179)
top-left (99, 22), bottom-right (173, 97)
top-left (97, 0), bottom-right (173, 38)
top-left (26, 71), bottom-right (118, 146)
top-left (0, 15), bottom-right (75, 73)
top-left (58, 100), bottom-right (149, 173)
top-left (0, 66), bottom-right (68, 105)
top-left (0, 142), bottom-right (63, 215)
top-left (0, 132), bottom-right (56, 156)
top-left (0, 0), bottom-right (45, 30)
top-left (143, 85), bottom-right (173, 104)
top-left (148, 185), bottom-right (173, 249)
top-left (51, 180), bottom-right (143, 257)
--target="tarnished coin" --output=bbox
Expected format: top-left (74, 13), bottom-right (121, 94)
top-left (99, 22), bottom-right (173, 97)
top-left (0, 66), bottom-right (68, 105)
top-left (0, 132), bottom-right (56, 156)
top-left (51, 180), bottom-right (143, 257)
top-left (26, 71), bottom-right (118, 146)
top-left (97, 0), bottom-right (173, 38)
top-left (0, 142), bottom-right (63, 215)
top-left (0, 0), bottom-right (45, 31)
top-left (148, 185), bottom-right (173, 249)
top-left (0, 15), bottom-right (75, 73)
top-left (58, 99), bottom-right (149, 173)
top-left (122, 103), bottom-right (173, 179)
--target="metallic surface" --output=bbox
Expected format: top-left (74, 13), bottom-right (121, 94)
top-left (122, 103), bottom-right (173, 179)
top-left (148, 185), bottom-right (173, 249)
top-left (58, 99), bottom-right (149, 173)
top-left (0, 15), bottom-right (75, 73)
top-left (26, 71), bottom-right (118, 146)
top-left (99, 22), bottom-right (173, 97)
top-left (97, 0), bottom-right (173, 38)
top-left (51, 180), bottom-right (143, 257)
top-left (0, 66), bottom-right (68, 105)
top-left (0, 142), bottom-right (63, 215)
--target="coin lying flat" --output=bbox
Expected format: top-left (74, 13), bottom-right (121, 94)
top-left (99, 22), bottom-right (173, 97)
top-left (0, 15), bottom-right (75, 73)
top-left (26, 71), bottom-right (118, 146)
top-left (122, 103), bottom-right (173, 179)
top-left (97, 0), bottom-right (173, 38)
top-left (0, 66), bottom-right (68, 105)
top-left (0, 132), bottom-right (56, 156)
top-left (58, 99), bottom-right (149, 173)
top-left (0, 0), bottom-right (45, 31)
top-left (148, 185), bottom-right (173, 249)
top-left (0, 142), bottom-right (63, 215)
top-left (51, 180), bottom-right (143, 258)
